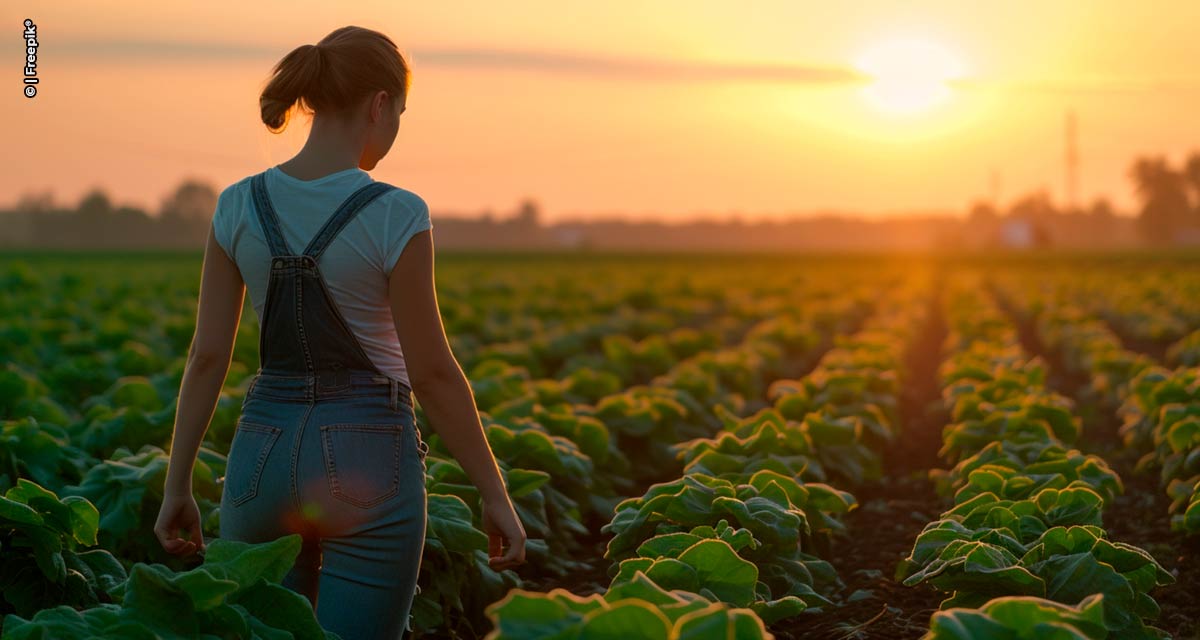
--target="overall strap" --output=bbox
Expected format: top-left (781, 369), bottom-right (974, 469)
top-left (250, 171), bottom-right (294, 257)
top-left (303, 181), bottom-right (396, 261)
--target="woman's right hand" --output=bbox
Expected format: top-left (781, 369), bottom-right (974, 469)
top-left (481, 495), bottom-right (527, 571)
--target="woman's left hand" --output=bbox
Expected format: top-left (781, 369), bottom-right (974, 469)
top-left (154, 490), bottom-right (207, 557)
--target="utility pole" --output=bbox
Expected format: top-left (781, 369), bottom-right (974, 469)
top-left (1065, 109), bottom-right (1078, 212)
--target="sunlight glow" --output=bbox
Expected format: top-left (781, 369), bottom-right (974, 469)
top-left (854, 38), bottom-right (966, 116)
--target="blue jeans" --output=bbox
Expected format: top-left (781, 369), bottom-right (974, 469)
top-left (219, 372), bottom-right (428, 640)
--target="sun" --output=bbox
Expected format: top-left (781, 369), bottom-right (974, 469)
top-left (854, 38), bottom-right (965, 115)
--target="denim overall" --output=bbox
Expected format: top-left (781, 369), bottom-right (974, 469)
top-left (219, 170), bottom-right (429, 640)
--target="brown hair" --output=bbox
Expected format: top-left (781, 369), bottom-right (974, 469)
top-left (260, 26), bottom-right (412, 133)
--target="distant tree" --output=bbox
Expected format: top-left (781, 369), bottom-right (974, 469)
top-left (962, 200), bottom-right (1000, 248)
top-left (155, 180), bottom-right (218, 247)
top-left (1007, 190), bottom-right (1057, 223)
top-left (967, 200), bottom-right (999, 224)
top-left (1185, 152), bottom-right (1200, 210)
top-left (1086, 197), bottom-right (1116, 244)
top-left (1130, 156), bottom-right (1192, 245)
top-left (159, 179), bottom-right (218, 222)
top-left (512, 198), bottom-right (541, 227)
top-left (15, 190), bottom-right (55, 213)
top-left (66, 188), bottom-right (116, 247)
top-left (78, 188), bottom-right (113, 217)
top-left (1088, 197), bottom-right (1115, 220)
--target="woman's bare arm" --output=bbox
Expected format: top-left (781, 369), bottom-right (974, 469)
top-left (165, 227), bottom-right (246, 495)
top-left (388, 229), bottom-right (526, 569)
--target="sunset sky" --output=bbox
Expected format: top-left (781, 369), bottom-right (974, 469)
top-left (6, 2), bottom-right (1200, 222)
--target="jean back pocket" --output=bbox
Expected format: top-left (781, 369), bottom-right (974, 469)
top-left (320, 423), bottom-right (403, 508)
top-left (225, 421), bottom-right (282, 506)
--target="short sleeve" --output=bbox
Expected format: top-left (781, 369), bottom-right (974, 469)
top-left (211, 185), bottom-right (236, 257)
top-left (381, 191), bottom-right (433, 274)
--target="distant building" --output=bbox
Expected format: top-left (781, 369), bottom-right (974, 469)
top-left (999, 219), bottom-right (1034, 248)
top-left (552, 226), bottom-right (585, 249)
top-left (993, 218), bottom-right (1054, 249)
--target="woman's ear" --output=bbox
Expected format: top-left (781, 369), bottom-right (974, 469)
top-left (369, 90), bottom-right (389, 123)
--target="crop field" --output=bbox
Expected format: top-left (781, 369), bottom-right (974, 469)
top-left (1, 251), bottom-right (1198, 639)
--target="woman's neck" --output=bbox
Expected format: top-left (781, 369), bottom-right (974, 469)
top-left (279, 116), bottom-right (369, 180)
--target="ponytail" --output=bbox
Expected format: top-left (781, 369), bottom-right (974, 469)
top-left (260, 26), bottom-right (411, 133)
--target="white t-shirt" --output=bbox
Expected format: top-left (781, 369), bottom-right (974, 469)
top-left (212, 165), bottom-right (432, 386)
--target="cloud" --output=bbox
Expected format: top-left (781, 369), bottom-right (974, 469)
top-left (56, 38), bottom-right (278, 60)
top-left (412, 48), bottom-right (866, 84)
top-left (55, 37), bottom-right (866, 85)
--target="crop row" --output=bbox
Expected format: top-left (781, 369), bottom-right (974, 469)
top-left (1030, 266), bottom-right (1200, 370)
top-left (1045, 269), bottom-right (1200, 347)
top-left (483, 276), bottom-right (933, 638)
top-left (993, 275), bottom-right (1200, 537)
top-left (896, 280), bottom-right (1174, 639)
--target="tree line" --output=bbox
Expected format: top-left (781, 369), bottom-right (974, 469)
top-left (3, 151), bottom-right (1200, 250)
top-left (1130, 153), bottom-right (1200, 245)
top-left (4, 181), bottom-right (218, 249)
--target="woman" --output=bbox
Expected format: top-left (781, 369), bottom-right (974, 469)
top-left (152, 25), bottom-right (527, 639)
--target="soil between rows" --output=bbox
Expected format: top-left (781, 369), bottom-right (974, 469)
top-left (785, 286), bottom-right (949, 640)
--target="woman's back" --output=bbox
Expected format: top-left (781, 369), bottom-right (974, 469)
top-left (212, 164), bottom-right (432, 386)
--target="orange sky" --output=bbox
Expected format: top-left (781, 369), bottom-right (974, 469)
top-left (6, 2), bottom-right (1200, 222)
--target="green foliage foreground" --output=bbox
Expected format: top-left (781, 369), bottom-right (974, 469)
top-left (1, 519), bottom-right (336, 640)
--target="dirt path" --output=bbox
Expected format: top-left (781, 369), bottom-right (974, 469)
top-left (790, 285), bottom-right (949, 640)
top-left (1096, 317), bottom-right (1171, 364)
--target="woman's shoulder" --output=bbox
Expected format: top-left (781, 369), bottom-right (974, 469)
top-left (213, 175), bottom-right (253, 217)
top-left (371, 181), bottom-right (430, 222)
top-left (212, 174), bottom-right (259, 223)
top-left (369, 182), bottom-right (432, 272)
top-left (217, 173), bottom-right (259, 207)
top-left (210, 174), bottom-right (262, 255)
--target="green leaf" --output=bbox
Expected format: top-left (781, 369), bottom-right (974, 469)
top-left (676, 540), bottom-right (759, 607)
top-left (749, 596), bottom-right (808, 624)
top-left (118, 563), bottom-right (200, 637)
top-left (927, 594), bottom-right (1108, 640)
top-left (0, 495), bottom-right (43, 527)
top-left (579, 600), bottom-right (671, 639)
top-left (675, 603), bottom-right (772, 639)
top-left (231, 580), bottom-right (329, 640)
top-left (62, 495), bottom-right (100, 546)
top-left (200, 533), bottom-right (303, 590)
top-left (427, 494), bottom-right (489, 553)
top-left (485, 589), bottom-right (600, 639)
